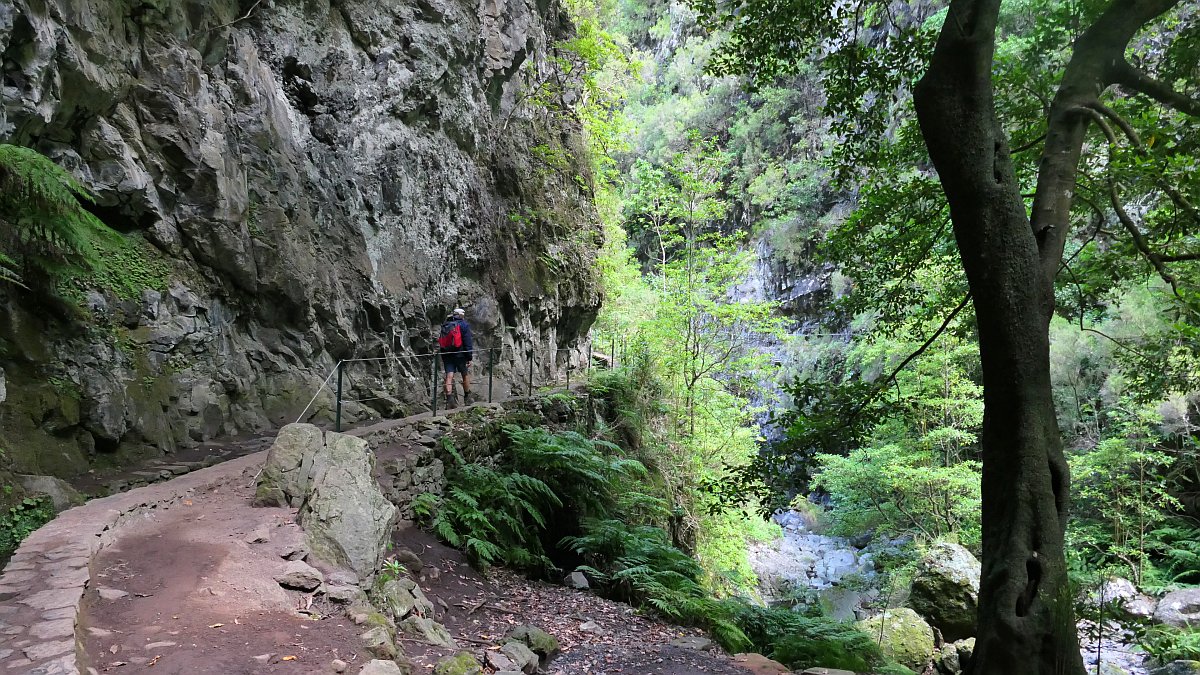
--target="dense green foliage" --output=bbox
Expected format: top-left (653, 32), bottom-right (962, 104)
top-left (412, 425), bottom-right (645, 572)
top-left (0, 495), bottom-right (54, 556)
top-left (0, 144), bottom-right (119, 288)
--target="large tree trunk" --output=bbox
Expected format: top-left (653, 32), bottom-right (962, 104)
top-left (914, 0), bottom-right (1185, 671)
top-left (913, 1), bottom-right (1083, 673)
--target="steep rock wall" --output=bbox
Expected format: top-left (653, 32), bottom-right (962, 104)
top-left (0, 0), bottom-right (602, 476)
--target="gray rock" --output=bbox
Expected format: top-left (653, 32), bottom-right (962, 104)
top-left (324, 585), bottom-right (363, 604)
top-left (1091, 577), bottom-right (1156, 621)
top-left (668, 636), bottom-right (712, 650)
top-left (358, 660), bottom-right (406, 675)
top-left (1155, 588), bottom-right (1200, 628)
top-left (505, 624), bottom-right (559, 661)
top-left (0, 0), bottom-right (603, 483)
top-left (486, 650), bottom-right (518, 671)
top-left (856, 608), bottom-right (935, 671)
top-left (360, 626), bottom-right (397, 660)
top-left (401, 616), bottom-right (457, 649)
top-left (274, 561), bottom-right (324, 591)
top-left (907, 542), bottom-right (981, 641)
top-left (578, 620), bottom-right (609, 636)
top-left (331, 659), bottom-right (348, 673)
top-left (563, 571), bottom-right (589, 590)
top-left (500, 641), bottom-right (539, 674)
top-left (376, 578), bottom-right (433, 619)
top-left (255, 424), bottom-right (326, 507)
top-left (17, 475), bottom-right (85, 512)
top-left (1150, 662), bottom-right (1200, 675)
top-left (97, 587), bottom-right (129, 601)
top-left (298, 431), bottom-right (399, 579)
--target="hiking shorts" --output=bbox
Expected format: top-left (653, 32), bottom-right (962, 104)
top-left (441, 352), bottom-right (471, 373)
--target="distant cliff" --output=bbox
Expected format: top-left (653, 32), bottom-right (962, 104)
top-left (0, 0), bottom-right (602, 476)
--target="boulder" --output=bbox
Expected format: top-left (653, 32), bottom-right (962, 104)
top-left (1155, 589), bottom-right (1200, 628)
top-left (500, 641), bottom-right (538, 674)
top-left (358, 660), bottom-right (406, 675)
top-left (17, 475), bottom-right (84, 512)
top-left (324, 585), bottom-right (363, 604)
top-left (254, 423), bottom-right (325, 507)
top-left (506, 624), bottom-right (559, 662)
top-left (1094, 577), bottom-right (1156, 620)
top-left (907, 543), bottom-right (981, 641)
top-left (433, 652), bottom-right (483, 675)
top-left (486, 650), bottom-right (518, 672)
top-left (1150, 662), bottom-right (1200, 675)
top-left (400, 616), bottom-right (457, 649)
top-left (300, 431), bottom-right (399, 579)
top-left (731, 653), bottom-right (791, 674)
top-left (564, 571), bottom-right (589, 589)
top-left (669, 636), bottom-right (712, 650)
top-left (856, 608), bottom-right (936, 671)
top-left (375, 578), bottom-right (434, 619)
top-left (274, 560), bottom-right (324, 591)
top-left (360, 626), bottom-right (397, 660)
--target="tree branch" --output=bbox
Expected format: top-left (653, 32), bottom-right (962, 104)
top-left (1108, 177), bottom-right (1182, 297)
top-left (1112, 60), bottom-right (1200, 117)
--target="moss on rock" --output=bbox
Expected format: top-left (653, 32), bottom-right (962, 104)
top-left (433, 652), bottom-right (483, 675)
top-left (856, 608), bottom-right (935, 671)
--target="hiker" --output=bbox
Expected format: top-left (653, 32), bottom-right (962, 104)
top-left (437, 308), bottom-right (474, 408)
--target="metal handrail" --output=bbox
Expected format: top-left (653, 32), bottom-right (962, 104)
top-left (295, 340), bottom-right (627, 432)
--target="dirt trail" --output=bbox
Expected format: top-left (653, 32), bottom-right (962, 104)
top-left (81, 473), bottom-right (369, 674)
top-left (77, 446), bottom-right (768, 675)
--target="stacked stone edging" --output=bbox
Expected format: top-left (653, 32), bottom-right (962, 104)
top-left (0, 452), bottom-right (266, 675)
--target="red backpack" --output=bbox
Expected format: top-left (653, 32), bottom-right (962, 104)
top-left (438, 320), bottom-right (463, 349)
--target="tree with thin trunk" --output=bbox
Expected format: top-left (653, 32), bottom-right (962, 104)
top-left (694, 0), bottom-right (1200, 671)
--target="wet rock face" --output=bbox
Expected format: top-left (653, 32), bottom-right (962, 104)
top-left (0, 0), bottom-right (601, 475)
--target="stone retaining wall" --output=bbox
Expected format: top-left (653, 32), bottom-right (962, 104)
top-left (0, 452), bottom-right (265, 674)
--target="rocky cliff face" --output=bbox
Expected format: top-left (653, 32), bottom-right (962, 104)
top-left (0, 0), bottom-right (602, 476)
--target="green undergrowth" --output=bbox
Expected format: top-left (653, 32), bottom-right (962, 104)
top-left (0, 495), bottom-right (54, 557)
top-left (411, 423), bottom-right (646, 573)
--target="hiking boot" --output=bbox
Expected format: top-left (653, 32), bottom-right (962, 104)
top-left (463, 389), bottom-right (476, 405)
top-left (445, 390), bottom-right (459, 409)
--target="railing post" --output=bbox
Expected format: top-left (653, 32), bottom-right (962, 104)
top-left (431, 355), bottom-right (438, 416)
top-left (611, 337), bottom-right (616, 369)
top-left (587, 343), bottom-right (592, 377)
top-left (528, 350), bottom-right (534, 397)
top-left (488, 347), bottom-right (494, 403)
top-left (566, 352), bottom-right (571, 389)
top-left (335, 360), bottom-right (344, 432)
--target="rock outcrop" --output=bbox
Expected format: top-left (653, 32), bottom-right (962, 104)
top-left (0, 0), bottom-right (602, 478)
top-left (906, 542), bottom-right (981, 641)
top-left (856, 607), bottom-right (936, 671)
top-left (299, 432), bottom-right (399, 578)
top-left (1155, 588), bottom-right (1200, 628)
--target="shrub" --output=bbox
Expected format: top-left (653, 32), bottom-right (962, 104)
top-left (0, 496), bottom-right (55, 556)
top-left (415, 427), bottom-right (647, 573)
top-left (561, 518), bottom-right (750, 651)
top-left (723, 601), bottom-right (887, 672)
top-left (1135, 625), bottom-right (1200, 664)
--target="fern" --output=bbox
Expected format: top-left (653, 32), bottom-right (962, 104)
top-left (0, 144), bottom-right (119, 287)
top-left (561, 518), bottom-right (750, 650)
